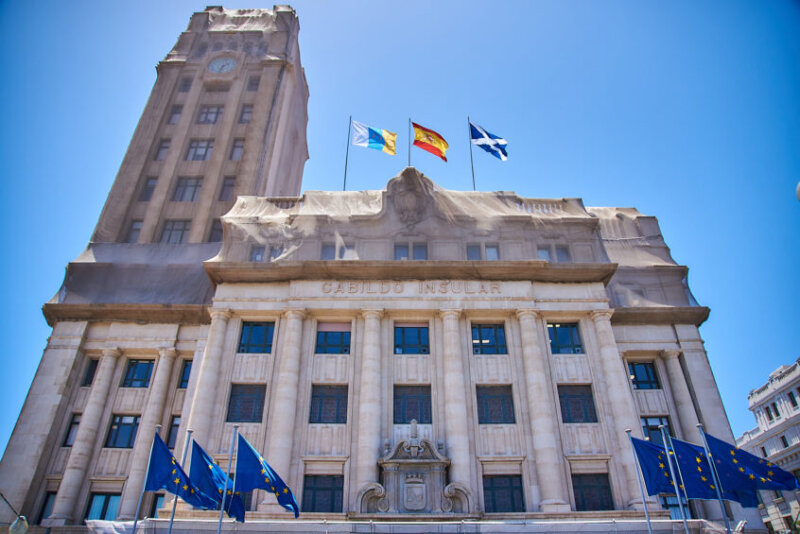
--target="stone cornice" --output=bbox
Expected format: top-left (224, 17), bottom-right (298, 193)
top-left (204, 260), bottom-right (618, 286)
top-left (610, 306), bottom-right (710, 327)
top-left (42, 303), bottom-right (210, 327)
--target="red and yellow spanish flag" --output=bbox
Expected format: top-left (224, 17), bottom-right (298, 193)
top-left (412, 122), bottom-right (449, 162)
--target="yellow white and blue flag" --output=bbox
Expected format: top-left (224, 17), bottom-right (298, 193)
top-left (352, 120), bottom-right (397, 155)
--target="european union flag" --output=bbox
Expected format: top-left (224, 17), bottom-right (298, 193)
top-left (631, 437), bottom-right (677, 496)
top-left (704, 432), bottom-right (800, 491)
top-left (144, 433), bottom-right (216, 509)
top-left (234, 434), bottom-right (299, 518)
top-left (189, 441), bottom-right (246, 522)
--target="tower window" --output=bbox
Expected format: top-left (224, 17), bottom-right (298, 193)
top-left (558, 385), bottom-right (597, 423)
top-left (85, 493), bottom-right (121, 520)
top-left (239, 104), bottom-right (253, 124)
top-left (197, 105), bottom-right (223, 124)
top-left (178, 360), bottom-right (191, 389)
top-left (121, 360), bottom-right (154, 388)
top-left (160, 220), bottom-right (191, 244)
top-left (185, 139), bottom-right (214, 161)
top-left (139, 177), bottom-right (158, 201)
top-left (63, 414), bottom-right (81, 447)
top-left (238, 322), bottom-right (275, 353)
top-left (208, 219), bottom-right (223, 242)
top-left (219, 176), bottom-right (235, 201)
top-left (547, 323), bottom-right (584, 354)
top-left (572, 473), bottom-right (613, 511)
top-left (154, 139), bottom-right (170, 161)
top-left (230, 138), bottom-right (245, 161)
top-left (393, 385), bottom-right (432, 424)
top-left (628, 362), bottom-right (661, 389)
top-left (126, 220), bottom-right (142, 244)
top-left (302, 475), bottom-right (343, 513)
top-left (226, 384), bottom-right (266, 423)
top-left (178, 77), bottom-right (192, 92)
top-left (471, 324), bottom-right (507, 354)
top-left (641, 416), bottom-right (671, 445)
top-left (105, 415), bottom-right (140, 448)
top-left (172, 177), bottom-right (203, 202)
top-left (394, 325), bottom-right (429, 354)
top-left (483, 475), bottom-right (524, 513)
top-left (167, 105), bottom-right (183, 125)
top-left (309, 385), bottom-right (348, 424)
top-left (476, 385), bottom-right (516, 424)
top-left (247, 75), bottom-right (260, 91)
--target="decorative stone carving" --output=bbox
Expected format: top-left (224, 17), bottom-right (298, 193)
top-left (387, 168), bottom-right (433, 228)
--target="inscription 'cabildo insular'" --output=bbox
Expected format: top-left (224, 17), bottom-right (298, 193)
top-left (321, 280), bottom-right (502, 295)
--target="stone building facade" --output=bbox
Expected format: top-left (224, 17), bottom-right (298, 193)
top-left (0, 5), bottom-right (762, 533)
top-left (737, 359), bottom-right (800, 533)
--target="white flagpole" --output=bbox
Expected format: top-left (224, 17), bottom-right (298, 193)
top-left (131, 425), bottom-right (161, 534)
top-left (697, 424), bottom-right (732, 534)
top-left (167, 428), bottom-right (193, 534)
top-left (467, 116), bottom-right (476, 191)
top-left (625, 429), bottom-right (653, 534)
top-left (217, 425), bottom-right (239, 534)
top-left (660, 426), bottom-right (690, 534)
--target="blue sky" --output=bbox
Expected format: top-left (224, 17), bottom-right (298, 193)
top-left (0, 1), bottom-right (798, 455)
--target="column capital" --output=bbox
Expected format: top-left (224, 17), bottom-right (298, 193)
top-left (589, 309), bottom-right (614, 322)
top-left (362, 309), bottom-right (384, 320)
top-left (209, 308), bottom-right (232, 321)
top-left (158, 346), bottom-right (178, 360)
top-left (516, 309), bottom-right (541, 320)
top-left (284, 308), bottom-right (306, 320)
top-left (661, 350), bottom-right (682, 361)
top-left (102, 347), bottom-right (122, 359)
top-left (439, 308), bottom-right (462, 320)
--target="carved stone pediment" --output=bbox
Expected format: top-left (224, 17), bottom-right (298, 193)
top-left (380, 438), bottom-right (449, 464)
top-left (387, 167), bottom-right (434, 228)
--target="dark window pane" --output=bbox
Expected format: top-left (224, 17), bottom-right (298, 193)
top-left (238, 322), bottom-right (274, 353)
top-left (302, 475), bottom-right (343, 513)
top-left (572, 474), bottom-right (613, 511)
top-left (178, 77), bottom-right (192, 92)
top-left (85, 493), bottom-right (121, 520)
top-left (477, 385), bottom-right (515, 424)
top-left (105, 415), bottom-right (140, 448)
top-left (472, 324), bottom-right (507, 354)
top-left (394, 243), bottom-right (409, 260)
top-left (230, 138), bottom-right (244, 160)
top-left (208, 219), bottom-right (223, 242)
top-left (239, 104), bottom-right (253, 124)
top-left (641, 416), bottom-right (671, 446)
top-left (172, 177), bottom-right (202, 202)
top-left (309, 385), bottom-right (348, 423)
top-left (178, 360), bottom-right (192, 389)
top-left (197, 105), bottom-right (223, 124)
top-left (558, 385), bottom-right (597, 423)
top-left (219, 176), bottom-right (235, 201)
top-left (466, 244), bottom-right (481, 260)
top-left (394, 326), bottom-right (429, 354)
top-left (185, 139), bottom-right (214, 161)
top-left (167, 105), bottom-right (182, 125)
top-left (226, 384), bottom-right (266, 423)
top-left (82, 358), bottom-right (98, 386)
top-left (166, 415), bottom-right (181, 449)
top-left (63, 414), bottom-right (81, 447)
top-left (547, 323), bottom-right (584, 354)
top-left (38, 492), bottom-right (57, 524)
top-left (315, 330), bottom-right (351, 354)
top-left (483, 475), bottom-right (524, 513)
top-left (121, 360), bottom-right (154, 388)
top-left (393, 385), bottom-right (432, 424)
top-left (321, 244), bottom-right (336, 260)
top-left (247, 76), bottom-right (260, 91)
top-left (629, 362), bottom-right (661, 390)
top-left (127, 220), bottom-right (143, 243)
top-left (139, 177), bottom-right (158, 201)
top-left (413, 243), bottom-right (427, 260)
top-left (160, 220), bottom-right (191, 244)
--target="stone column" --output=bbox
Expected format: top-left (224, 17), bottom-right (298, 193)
top-left (117, 347), bottom-right (177, 519)
top-left (185, 309), bottom-right (230, 445)
top-left (661, 350), bottom-right (701, 442)
top-left (517, 310), bottom-right (570, 512)
top-left (439, 310), bottom-right (472, 491)
top-left (353, 309), bottom-right (383, 495)
top-left (589, 310), bottom-right (641, 508)
top-left (46, 347), bottom-right (121, 525)
top-left (260, 309), bottom-right (305, 510)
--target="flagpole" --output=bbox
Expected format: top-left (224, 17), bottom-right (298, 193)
top-left (660, 426), bottom-right (691, 534)
top-left (697, 424), bottom-right (733, 534)
top-left (168, 428), bottom-right (193, 534)
top-left (467, 116), bottom-right (476, 191)
top-left (408, 118), bottom-right (412, 167)
top-left (217, 425), bottom-right (239, 534)
top-left (131, 425), bottom-right (161, 534)
top-left (343, 116), bottom-right (351, 191)
top-left (625, 429), bottom-right (654, 534)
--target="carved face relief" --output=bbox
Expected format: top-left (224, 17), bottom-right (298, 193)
top-left (389, 169), bottom-right (433, 227)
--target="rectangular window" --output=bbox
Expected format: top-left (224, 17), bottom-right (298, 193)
top-left (547, 323), bottom-right (584, 354)
top-left (167, 105), bottom-right (183, 125)
top-left (394, 243), bottom-right (409, 260)
top-left (393, 385), bottom-right (432, 424)
top-left (160, 220), bottom-right (191, 244)
top-left (641, 416), bottom-right (671, 446)
top-left (413, 243), bottom-right (427, 260)
top-left (309, 385), bottom-right (348, 424)
top-left (394, 325), bottom-right (429, 354)
top-left (63, 414), bottom-right (81, 447)
top-left (302, 475), bottom-right (343, 513)
top-left (230, 138), bottom-right (245, 161)
top-left (315, 324), bottom-right (351, 354)
top-left (154, 139), bottom-right (170, 161)
top-left (86, 493), bottom-right (121, 521)
top-left (172, 177), bottom-right (203, 202)
top-left (472, 324), bottom-right (507, 354)
top-left (121, 360), bottom-right (154, 388)
top-left (555, 246), bottom-right (571, 262)
top-left (781, 435), bottom-right (789, 448)
top-left (558, 385), bottom-right (598, 423)
top-left (239, 104), bottom-right (253, 123)
top-left (238, 322), bottom-right (275, 353)
top-left (178, 77), bottom-right (192, 92)
top-left (166, 415), bottom-right (181, 449)
top-left (208, 219), bottom-right (223, 243)
top-left (197, 105), bottom-right (223, 124)
top-left (250, 245), bottom-right (265, 262)
top-left (126, 220), bottom-right (143, 244)
top-left (572, 473), bottom-right (613, 511)
top-left (178, 360), bottom-right (191, 389)
top-left (395, 243), bottom-right (427, 260)
top-left (226, 384), bottom-right (266, 423)
top-left (321, 242), bottom-right (353, 259)
top-left (38, 492), bottom-right (56, 524)
top-left (485, 244), bottom-right (500, 260)
top-left (761, 446), bottom-right (768, 457)
top-left (247, 75), bottom-right (260, 91)
top-left (185, 138), bottom-right (214, 161)
top-left (628, 362), bottom-right (661, 389)
top-left (477, 385), bottom-right (516, 424)
top-left (149, 494), bottom-right (165, 518)
top-left (269, 245), bottom-right (283, 261)
top-left (772, 402), bottom-right (780, 418)
top-left (466, 244), bottom-right (481, 260)
top-left (483, 475), bottom-right (524, 513)
top-left (537, 246), bottom-right (551, 261)
top-left (321, 243), bottom-right (336, 260)
top-left (789, 391), bottom-right (798, 408)
top-left (766, 406), bottom-right (774, 421)
top-left (82, 358), bottom-right (98, 386)
top-left (105, 415), bottom-right (140, 448)
top-left (139, 177), bottom-right (158, 201)
top-left (219, 176), bottom-right (235, 201)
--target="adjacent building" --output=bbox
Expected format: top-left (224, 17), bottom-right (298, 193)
top-left (0, 5), bottom-right (762, 532)
top-left (737, 359), bottom-right (800, 533)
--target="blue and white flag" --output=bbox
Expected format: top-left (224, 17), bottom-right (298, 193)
top-left (469, 120), bottom-right (508, 161)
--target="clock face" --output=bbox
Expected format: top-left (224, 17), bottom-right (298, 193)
top-left (208, 57), bottom-right (237, 73)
